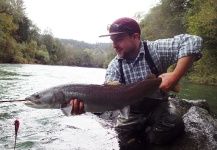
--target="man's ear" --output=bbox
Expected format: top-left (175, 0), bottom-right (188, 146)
top-left (133, 33), bottom-right (140, 40)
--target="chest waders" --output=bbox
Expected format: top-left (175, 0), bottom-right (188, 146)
top-left (116, 41), bottom-right (184, 149)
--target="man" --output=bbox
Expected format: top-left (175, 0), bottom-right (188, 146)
top-left (70, 17), bottom-right (202, 149)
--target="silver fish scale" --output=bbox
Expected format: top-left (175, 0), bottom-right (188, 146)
top-left (25, 78), bottom-right (162, 112)
top-left (50, 78), bottom-right (162, 112)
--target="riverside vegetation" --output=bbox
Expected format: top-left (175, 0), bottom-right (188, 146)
top-left (0, 0), bottom-right (216, 85)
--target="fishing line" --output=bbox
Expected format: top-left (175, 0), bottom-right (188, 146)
top-left (0, 100), bottom-right (26, 103)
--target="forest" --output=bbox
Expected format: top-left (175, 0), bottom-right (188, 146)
top-left (0, 0), bottom-right (216, 84)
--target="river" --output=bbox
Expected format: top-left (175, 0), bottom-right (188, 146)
top-left (0, 64), bottom-right (216, 150)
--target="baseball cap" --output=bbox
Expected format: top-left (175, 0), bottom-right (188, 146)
top-left (99, 17), bottom-right (141, 37)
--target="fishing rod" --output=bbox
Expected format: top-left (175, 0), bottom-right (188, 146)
top-left (0, 100), bottom-right (26, 103)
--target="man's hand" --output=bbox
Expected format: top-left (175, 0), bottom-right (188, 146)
top-left (159, 55), bottom-right (196, 93)
top-left (158, 72), bottom-right (180, 93)
top-left (70, 99), bottom-right (85, 115)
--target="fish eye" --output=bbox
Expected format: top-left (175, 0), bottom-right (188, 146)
top-left (35, 94), bottom-right (40, 99)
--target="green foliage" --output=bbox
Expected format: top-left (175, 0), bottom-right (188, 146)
top-left (188, 49), bottom-right (217, 84)
top-left (0, 0), bottom-right (25, 22)
top-left (186, 0), bottom-right (217, 48)
top-left (0, 37), bottom-right (18, 63)
top-left (92, 50), bottom-right (107, 68)
top-left (139, 0), bottom-right (217, 84)
top-left (68, 49), bottom-right (93, 67)
top-left (140, 0), bottom-right (187, 40)
top-left (12, 44), bottom-right (25, 63)
top-left (35, 50), bottom-right (50, 64)
top-left (103, 44), bottom-right (116, 68)
top-left (183, 0), bottom-right (217, 84)
top-left (16, 17), bottom-right (31, 43)
top-left (0, 0), bottom-right (27, 63)
top-left (0, 13), bottom-right (18, 37)
top-left (34, 44), bottom-right (50, 64)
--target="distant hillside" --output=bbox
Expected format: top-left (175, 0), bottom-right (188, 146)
top-left (60, 39), bottom-right (111, 51)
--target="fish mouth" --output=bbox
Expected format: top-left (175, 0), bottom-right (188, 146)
top-left (24, 98), bottom-right (42, 108)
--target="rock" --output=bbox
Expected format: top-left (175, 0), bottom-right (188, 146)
top-left (149, 98), bottom-right (217, 150)
top-left (169, 98), bottom-right (210, 116)
top-left (182, 106), bottom-right (217, 149)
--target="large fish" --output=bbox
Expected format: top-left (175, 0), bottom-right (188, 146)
top-left (25, 78), bottom-right (162, 116)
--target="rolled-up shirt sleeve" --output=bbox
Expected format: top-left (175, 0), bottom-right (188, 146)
top-left (148, 34), bottom-right (203, 73)
top-left (175, 34), bottom-right (202, 60)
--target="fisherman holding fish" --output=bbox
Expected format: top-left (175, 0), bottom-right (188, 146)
top-left (22, 17), bottom-right (202, 149)
top-left (68, 17), bottom-right (203, 149)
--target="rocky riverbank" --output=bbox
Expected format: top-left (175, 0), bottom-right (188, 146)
top-left (150, 98), bottom-right (217, 150)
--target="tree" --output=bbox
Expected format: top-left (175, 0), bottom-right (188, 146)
top-left (185, 0), bottom-right (217, 84)
top-left (103, 44), bottom-right (116, 68)
top-left (16, 16), bottom-right (30, 42)
top-left (186, 0), bottom-right (217, 49)
top-left (133, 11), bottom-right (145, 22)
top-left (0, 13), bottom-right (18, 62)
top-left (34, 44), bottom-right (50, 64)
top-left (140, 0), bottom-right (187, 40)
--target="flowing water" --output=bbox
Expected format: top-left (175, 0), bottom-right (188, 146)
top-left (175, 81), bottom-right (217, 117)
top-left (0, 64), bottom-right (118, 150)
top-left (0, 64), bottom-right (217, 150)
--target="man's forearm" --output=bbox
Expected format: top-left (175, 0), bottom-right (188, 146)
top-left (172, 54), bottom-right (196, 82)
top-left (159, 54), bottom-right (197, 92)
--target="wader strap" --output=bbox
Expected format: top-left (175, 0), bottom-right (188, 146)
top-left (143, 41), bottom-right (159, 76)
top-left (118, 59), bottom-right (126, 84)
top-left (118, 41), bottom-right (159, 84)
top-left (143, 41), bottom-right (168, 97)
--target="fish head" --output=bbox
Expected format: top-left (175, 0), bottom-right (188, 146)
top-left (25, 89), bottom-right (65, 109)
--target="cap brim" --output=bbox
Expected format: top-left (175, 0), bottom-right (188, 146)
top-left (99, 32), bottom-right (126, 37)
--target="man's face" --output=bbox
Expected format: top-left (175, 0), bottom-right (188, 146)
top-left (110, 33), bottom-right (137, 59)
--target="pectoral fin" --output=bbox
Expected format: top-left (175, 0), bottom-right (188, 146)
top-left (60, 103), bottom-right (73, 116)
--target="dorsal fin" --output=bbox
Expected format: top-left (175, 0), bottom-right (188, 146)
top-left (146, 74), bottom-right (156, 79)
top-left (104, 81), bottom-right (121, 86)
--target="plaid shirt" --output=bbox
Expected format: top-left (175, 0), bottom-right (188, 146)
top-left (105, 34), bottom-right (202, 84)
